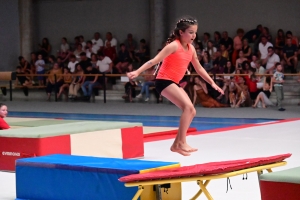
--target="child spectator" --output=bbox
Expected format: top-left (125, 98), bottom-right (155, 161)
top-left (253, 77), bottom-right (273, 108)
top-left (35, 54), bottom-right (45, 86)
top-left (16, 66), bottom-right (31, 96)
top-left (57, 68), bottom-right (72, 100)
top-left (81, 65), bottom-right (100, 100)
top-left (115, 43), bottom-right (131, 74)
top-left (68, 64), bottom-right (84, 99)
top-left (45, 63), bottom-right (63, 101)
top-left (0, 103), bottom-right (10, 130)
top-left (250, 54), bottom-right (258, 68)
top-left (272, 63), bottom-right (285, 111)
top-left (254, 59), bottom-right (266, 89)
top-left (245, 71), bottom-right (258, 105)
top-left (67, 55), bottom-right (78, 73)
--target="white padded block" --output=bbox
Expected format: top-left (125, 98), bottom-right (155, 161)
top-left (70, 129), bottom-right (123, 158)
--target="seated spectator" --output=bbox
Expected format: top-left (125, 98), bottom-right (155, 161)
top-left (285, 31), bottom-right (299, 46)
top-left (96, 52), bottom-right (113, 74)
top-left (241, 60), bottom-right (251, 74)
top-left (192, 76), bottom-right (227, 108)
top-left (250, 54), bottom-right (258, 68)
top-left (79, 52), bottom-right (92, 72)
top-left (18, 56), bottom-right (30, 74)
top-left (136, 67), bottom-right (155, 102)
top-left (235, 50), bottom-right (248, 71)
top-left (0, 103), bottom-right (10, 130)
top-left (68, 64), bottom-right (84, 99)
top-left (79, 35), bottom-right (86, 49)
top-left (73, 44), bottom-right (84, 61)
top-left (242, 38), bottom-right (252, 60)
top-left (134, 39), bottom-right (150, 64)
top-left (47, 55), bottom-right (56, 70)
top-left (85, 40), bottom-right (95, 57)
top-left (253, 77), bottom-right (273, 108)
top-left (105, 32), bottom-right (117, 50)
top-left (91, 32), bottom-right (103, 52)
top-left (103, 41), bottom-right (117, 62)
top-left (202, 51), bottom-right (212, 71)
top-left (220, 44), bottom-right (229, 60)
top-left (56, 57), bottom-right (65, 69)
top-left (220, 31), bottom-right (233, 57)
top-left (283, 37), bottom-right (298, 73)
top-left (263, 46), bottom-right (280, 74)
top-left (81, 65), bottom-right (100, 100)
top-left (245, 71), bottom-right (258, 105)
top-left (57, 68), bottom-right (72, 100)
top-left (218, 61), bottom-right (235, 102)
top-left (202, 32), bottom-right (210, 49)
top-left (38, 38), bottom-right (51, 59)
top-left (232, 28), bottom-right (244, 65)
top-left (124, 33), bottom-right (137, 56)
top-left (57, 37), bottom-right (71, 62)
top-left (254, 59), bottom-right (266, 89)
top-left (16, 66), bottom-right (31, 96)
top-left (230, 77), bottom-right (249, 108)
top-left (67, 55), bottom-right (78, 73)
top-left (91, 53), bottom-right (98, 68)
top-left (115, 43), bottom-right (131, 74)
top-left (122, 80), bottom-right (136, 103)
top-left (73, 36), bottom-right (80, 51)
top-left (35, 54), bottom-right (46, 86)
top-left (205, 40), bottom-right (217, 58)
top-left (258, 36), bottom-right (273, 60)
top-left (213, 31), bottom-right (221, 49)
top-left (45, 63), bottom-right (63, 101)
top-left (213, 50), bottom-right (227, 68)
top-left (275, 29), bottom-right (285, 57)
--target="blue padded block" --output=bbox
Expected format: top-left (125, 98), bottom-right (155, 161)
top-left (16, 154), bottom-right (178, 200)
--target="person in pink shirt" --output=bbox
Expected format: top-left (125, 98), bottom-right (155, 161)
top-left (0, 103), bottom-right (10, 130)
top-left (232, 28), bottom-right (244, 66)
top-left (127, 16), bottom-right (223, 156)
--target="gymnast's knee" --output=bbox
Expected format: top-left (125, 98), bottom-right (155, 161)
top-left (184, 105), bottom-right (196, 116)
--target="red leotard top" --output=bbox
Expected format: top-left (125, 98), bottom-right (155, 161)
top-left (0, 118), bottom-right (10, 130)
top-left (156, 40), bottom-right (194, 84)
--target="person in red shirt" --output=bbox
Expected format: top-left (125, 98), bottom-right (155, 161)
top-left (245, 71), bottom-right (258, 105)
top-left (0, 103), bottom-right (10, 130)
top-left (127, 16), bottom-right (223, 156)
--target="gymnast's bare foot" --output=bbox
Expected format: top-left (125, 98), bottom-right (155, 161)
top-left (170, 145), bottom-right (191, 156)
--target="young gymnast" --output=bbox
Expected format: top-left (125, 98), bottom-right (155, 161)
top-left (127, 16), bottom-right (223, 156)
top-left (0, 103), bottom-right (10, 130)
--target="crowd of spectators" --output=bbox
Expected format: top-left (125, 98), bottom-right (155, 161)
top-left (14, 26), bottom-right (300, 108)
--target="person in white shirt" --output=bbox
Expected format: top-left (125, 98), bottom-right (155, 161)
top-left (58, 37), bottom-right (72, 62)
top-left (204, 40), bottom-right (217, 58)
top-left (263, 46), bottom-right (280, 74)
top-left (254, 60), bottom-right (266, 89)
top-left (96, 52), bottom-right (113, 73)
top-left (91, 32), bottom-right (103, 52)
top-left (79, 35), bottom-right (86, 49)
top-left (105, 32), bottom-right (117, 49)
top-left (258, 36), bottom-right (273, 59)
top-left (67, 55), bottom-right (78, 73)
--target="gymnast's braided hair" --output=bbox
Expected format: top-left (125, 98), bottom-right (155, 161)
top-left (166, 16), bottom-right (198, 44)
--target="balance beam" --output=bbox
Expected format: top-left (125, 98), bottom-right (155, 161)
top-left (119, 154), bottom-right (291, 200)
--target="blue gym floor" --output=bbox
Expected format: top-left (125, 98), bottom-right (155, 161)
top-left (9, 111), bottom-right (280, 131)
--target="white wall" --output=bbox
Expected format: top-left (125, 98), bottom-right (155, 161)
top-left (167, 0), bottom-right (300, 42)
top-left (34, 0), bottom-right (150, 54)
top-left (0, 0), bottom-right (20, 71)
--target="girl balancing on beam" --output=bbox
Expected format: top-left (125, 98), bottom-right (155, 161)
top-left (127, 16), bottom-right (224, 156)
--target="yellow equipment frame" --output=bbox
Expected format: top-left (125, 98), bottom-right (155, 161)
top-left (124, 161), bottom-right (287, 200)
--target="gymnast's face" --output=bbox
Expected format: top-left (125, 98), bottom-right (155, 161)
top-left (0, 105), bottom-right (8, 118)
top-left (179, 25), bottom-right (197, 44)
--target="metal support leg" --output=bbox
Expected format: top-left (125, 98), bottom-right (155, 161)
top-left (190, 180), bottom-right (211, 200)
top-left (132, 186), bottom-right (144, 200)
top-left (155, 185), bottom-right (162, 200)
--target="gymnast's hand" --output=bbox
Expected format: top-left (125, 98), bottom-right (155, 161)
top-left (211, 82), bottom-right (224, 95)
top-left (127, 71), bottom-right (139, 79)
